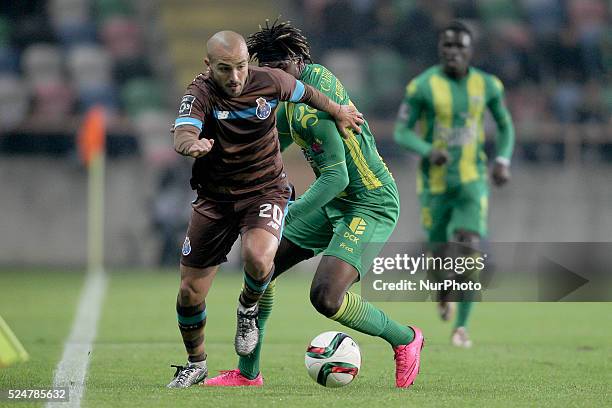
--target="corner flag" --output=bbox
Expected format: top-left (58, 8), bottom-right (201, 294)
top-left (0, 316), bottom-right (29, 367)
top-left (76, 106), bottom-right (107, 273)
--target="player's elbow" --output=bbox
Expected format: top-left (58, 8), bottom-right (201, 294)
top-left (335, 167), bottom-right (350, 191)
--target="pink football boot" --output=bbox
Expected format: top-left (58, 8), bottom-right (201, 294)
top-left (393, 326), bottom-right (425, 388)
top-left (203, 369), bottom-right (263, 387)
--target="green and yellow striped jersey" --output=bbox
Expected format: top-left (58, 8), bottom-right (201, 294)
top-left (394, 65), bottom-right (514, 194)
top-left (278, 64), bottom-right (394, 197)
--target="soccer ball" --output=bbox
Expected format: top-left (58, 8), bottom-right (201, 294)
top-left (304, 331), bottom-right (361, 387)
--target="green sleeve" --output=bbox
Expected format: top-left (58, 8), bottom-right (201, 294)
top-left (286, 117), bottom-right (349, 220)
top-left (393, 79), bottom-right (433, 157)
top-left (276, 102), bottom-right (294, 152)
top-left (487, 76), bottom-right (515, 161)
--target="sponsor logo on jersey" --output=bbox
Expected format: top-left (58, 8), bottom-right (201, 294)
top-left (182, 237), bottom-right (191, 256)
top-left (178, 95), bottom-right (195, 117)
top-left (300, 148), bottom-right (315, 166)
top-left (434, 123), bottom-right (478, 146)
top-left (344, 232), bottom-right (360, 243)
top-left (349, 217), bottom-right (367, 235)
top-left (339, 242), bottom-right (354, 253)
top-left (311, 139), bottom-right (324, 155)
top-left (470, 95), bottom-right (484, 105)
top-left (255, 97), bottom-right (272, 120)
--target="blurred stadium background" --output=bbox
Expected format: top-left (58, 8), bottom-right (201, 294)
top-left (0, 0), bottom-right (610, 268)
top-left (0, 0), bottom-right (611, 269)
top-left (0, 1), bottom-right (611, 406)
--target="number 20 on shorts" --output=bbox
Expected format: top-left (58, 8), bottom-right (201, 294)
top-left (259, 203), bottom-right (283, 224)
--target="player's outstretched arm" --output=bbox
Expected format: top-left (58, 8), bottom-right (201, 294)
top-left (269, 67), bottom-right (363, 138)
top-left (299, 84), bottom-right (364, 138)
top-left (487, 77), bottom-right (515, 186)
top-left (393, 81), bottom-right (434, 158)
top-left (173, 125), bottom-right (214, 159)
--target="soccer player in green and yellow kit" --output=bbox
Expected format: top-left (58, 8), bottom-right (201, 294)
top-left (205, 20), bottom-right (424, 388)
top-left (394, 21), bottom-right (515, 347)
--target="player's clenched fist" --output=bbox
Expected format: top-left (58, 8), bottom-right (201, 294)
top-left (188, 138), bottom-right (214, 158)
top-left (429, 148), bottom-right (449, 166)
top-left (491, 161), bottom-right (510, 186)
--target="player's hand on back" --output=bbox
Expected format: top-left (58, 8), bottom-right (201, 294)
top-left (188, 138), bottom-right (215, 158)
top-left (333, 105), bottom-right (365, 139)
top-left (492, 161), bottom-right (510, 186)
top-left (429, 148), bottom-right (449, 166)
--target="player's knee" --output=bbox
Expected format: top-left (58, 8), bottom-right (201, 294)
top-left (453, 229), bottom-right (480, 245)
top-left (243, 249), bottom-right (274, 278)
top-left (310, 286), bottom-right (343, 317)
top-left (453, 230), bottom-right (480, 256)
top-left (178, 279), bottom-right (202, 306)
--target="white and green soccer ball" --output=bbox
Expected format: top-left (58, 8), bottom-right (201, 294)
top-left (305, 331), bottom-right (361, 387)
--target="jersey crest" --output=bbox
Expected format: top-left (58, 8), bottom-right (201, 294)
top-left (255, 97), bottom-right (272, 120)
top-left (311, 140), bottom-right (324, 155)
top-left (182, 237), bottom-right (191, 256)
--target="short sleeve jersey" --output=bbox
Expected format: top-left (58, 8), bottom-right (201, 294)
top-left (173, 66), bottom-right (306, 199)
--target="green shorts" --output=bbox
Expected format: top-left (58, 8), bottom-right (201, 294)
top-left (283, 183), bottom-right (400, 278)
top-left (420, 180), bottom-right (488, 243)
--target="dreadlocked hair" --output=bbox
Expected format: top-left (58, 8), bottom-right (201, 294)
top-left (247, 19), bottom-right (312, 64)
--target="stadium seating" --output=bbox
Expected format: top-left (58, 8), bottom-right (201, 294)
top-left (31, 79), bottom-right (75, 120)
top-left (0, 74), bottom-right (28, 130)
top-left (22, 44), bottom-right (63, 89)
top-left (0, 0), bottom-right (161, 157)
top-left (120, 78), bottom-right (164, 116)
top-left (48, 0), bottom-right (96, 45)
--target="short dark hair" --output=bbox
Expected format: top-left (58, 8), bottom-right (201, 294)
top-left (247, 19), bottom-right (312, 63)
top-left (440, 20), bottom-right (473, 39)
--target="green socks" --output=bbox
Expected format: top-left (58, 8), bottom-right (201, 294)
top-left (238, 286), bottom-right (416, 380)
top-left (455, 301), bottom-right (473, 328)
top-left (330, 292), bottom-right (414, 347)
top-left (238, 281), bottom-right (276, 379)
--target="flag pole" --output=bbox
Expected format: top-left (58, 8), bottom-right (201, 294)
top-left (88, 149), bottom-right (105, 274)
top-left (78, 106), bottom-right (106, 275)
top-left (0, 316), bottom-right (29, 367)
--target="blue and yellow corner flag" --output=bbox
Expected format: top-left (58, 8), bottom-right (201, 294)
top-left (0, 316), bottom-right (29, 367)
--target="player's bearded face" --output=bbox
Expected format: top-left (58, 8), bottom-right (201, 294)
top-left (208, 55), bottom-right (249, 97)
top-left (439, 31), bottom-right (472, 75)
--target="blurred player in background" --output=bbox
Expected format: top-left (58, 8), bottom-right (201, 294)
top-left (205, 20), bottom-right (424, 389)
top-left (167, 30), bottom-right (364, 388)
top-left (394, 21), bottom-right (515, 347)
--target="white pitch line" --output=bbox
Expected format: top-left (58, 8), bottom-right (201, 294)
top-left (46, 269), bottom-right (107, 408)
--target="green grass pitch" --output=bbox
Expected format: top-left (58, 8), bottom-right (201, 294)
top-left (1, 269), bottom-right (610, 407)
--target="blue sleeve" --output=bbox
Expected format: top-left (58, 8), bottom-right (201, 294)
top-left (174, 92), bottom-right (205, 131)
top-left (289, 80), bottom-right (305, 103)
